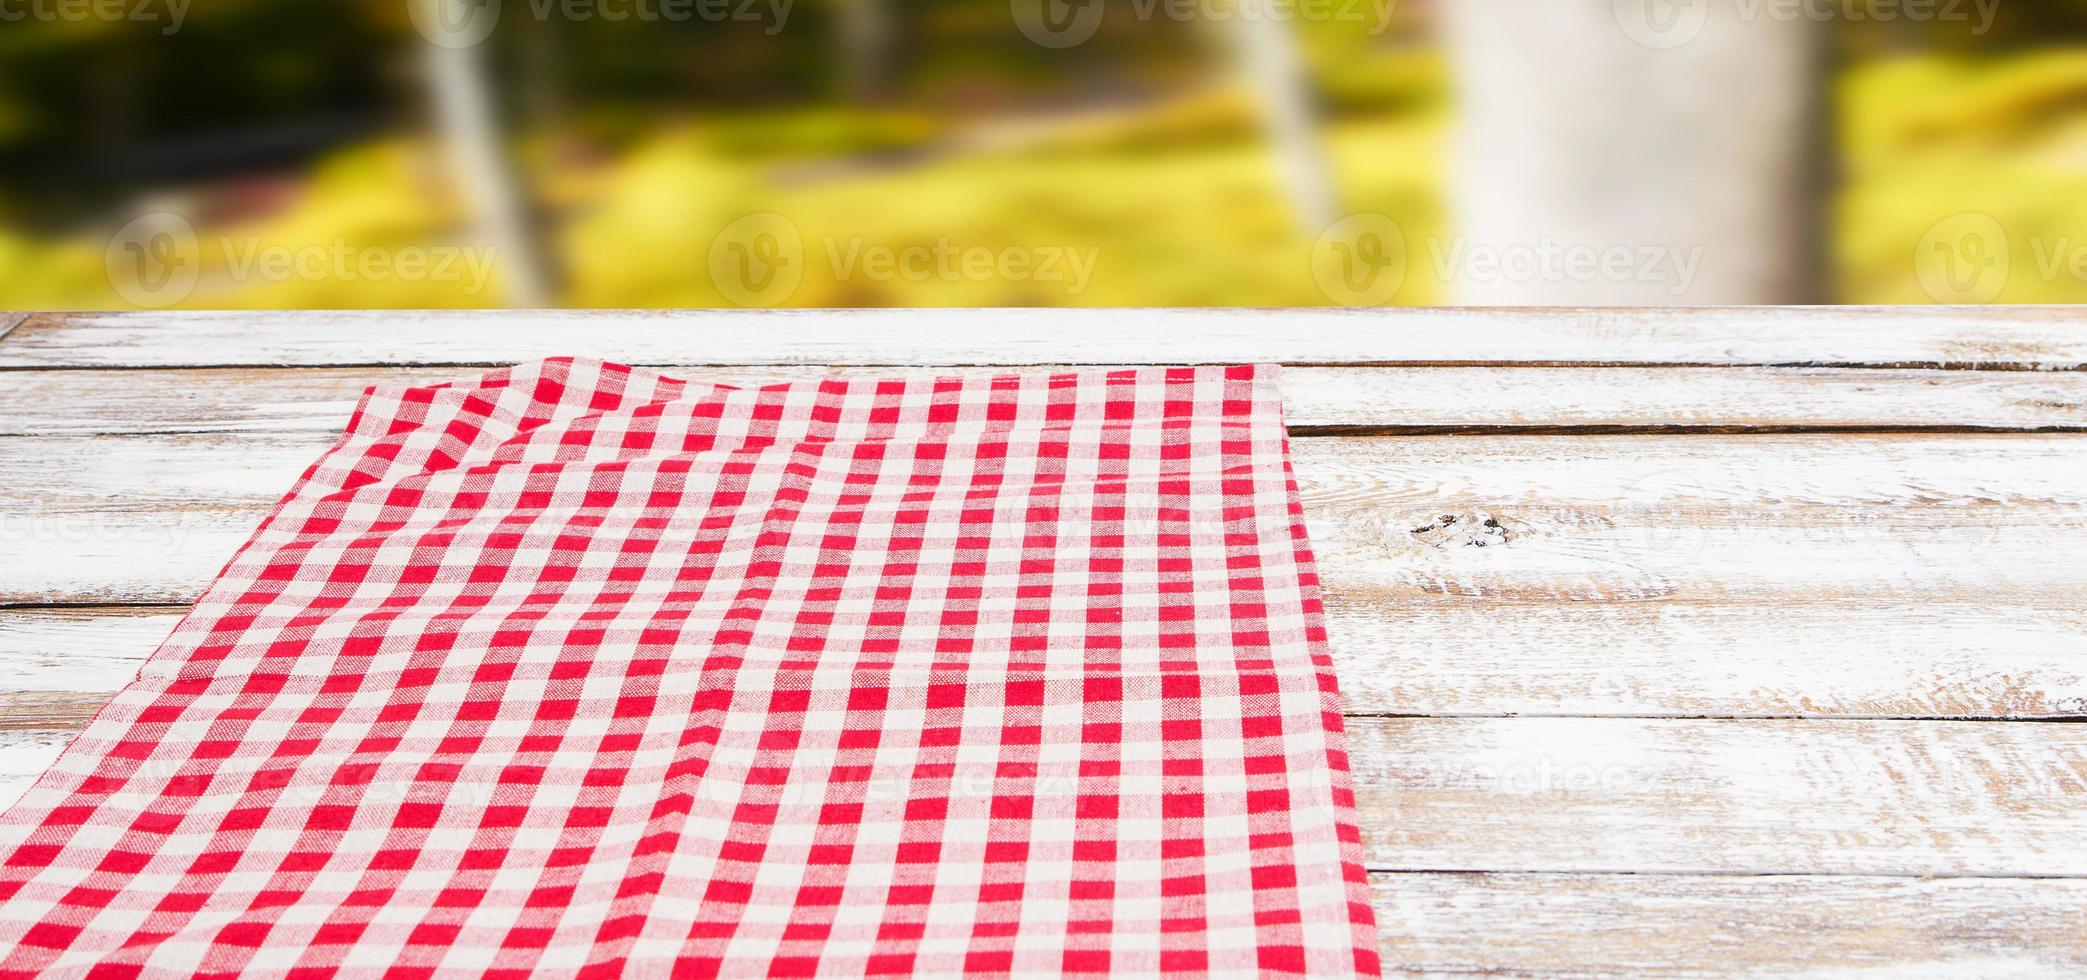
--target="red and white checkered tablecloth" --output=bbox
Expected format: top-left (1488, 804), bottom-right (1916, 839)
top-left (0, 359), bottom-right (1379, 977)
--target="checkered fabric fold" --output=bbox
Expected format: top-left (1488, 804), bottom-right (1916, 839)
top-left (0, 359), bottom-right (1378, 977)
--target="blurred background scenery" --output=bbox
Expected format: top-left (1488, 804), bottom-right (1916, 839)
top-left (1, 0), bottom-right (2084, 308)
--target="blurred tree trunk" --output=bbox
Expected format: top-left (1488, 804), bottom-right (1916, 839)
top-left (418, 0), bottom-right (553, 307)
top-left (1229, 0), bottom-right (1338, 235)
top-left (838, 0), bottom-right (894, 101)
top-left (1443, 1), bottom-right (1829, 304)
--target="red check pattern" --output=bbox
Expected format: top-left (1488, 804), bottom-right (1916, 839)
top-left (0, 359), bottom-right (1378, 977)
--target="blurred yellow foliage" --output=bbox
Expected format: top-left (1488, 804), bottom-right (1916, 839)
top-left (562, 91), bottom-right (1445, 308)
top-left (1839, 49), bottom-right (2087, 303)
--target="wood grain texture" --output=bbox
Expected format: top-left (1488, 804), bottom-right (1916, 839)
top-left (9, 594), bottom-right (2087, 721)
top-left (12, 432), bottom-right (2087, 601)
top-left (1346, 717), bottom-right (2087, 876)
top-left (6, 433), bottom-right (2085, 718)
top-left (0, 703), bottom-right (2075, 969)
top-left (6, 307), bottom-right (2087, 369)
top-left (0, 730), bottom-right (82, 811)
top-left (0, 717), bottom-right (2076, 876)
top-left (0, 608), bottom-right (174, 693)
top-left (5, 310), bottom-right (2086, 974)
top-left (5, 365), bottom-right (2087, 436)
top-left (0, 313), bottom-right (25, 343)
top-left (1368, 872), bottom-right (2087, 975)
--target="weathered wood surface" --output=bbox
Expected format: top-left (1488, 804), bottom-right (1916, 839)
top-left (8, 307), bottom-right (2087, 368)
top-left (2, 722), bottom-right (2066, 974)
top-left (0, 717), bottom-right (2076, 877)
top-left (1348, 717), bottom-right (2087, 876)
top-left (13, 598), bottom-right (2084, 724)
top-left (3, 309), bottom-right (2085, 975)
top-left (5, 364), bottom-right (2086, 436)
top-left (6, 432), bottom-right (2085, 719)
top-left (11, 432), bottom-right (2086, 604)
top-left (1369, 873), bottom-right (2087, 975)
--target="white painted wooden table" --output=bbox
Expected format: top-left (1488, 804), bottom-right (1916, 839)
top-left (2, 308), bottom-right (2085, 974)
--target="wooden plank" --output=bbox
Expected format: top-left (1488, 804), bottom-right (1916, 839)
top-left (1368, 871), bottom-right (2087, 975)
top-left (10, 432), bottom-right (2083, 607)
top-left (11, 594), bottom-right (2087, 722)
top-left (5, 308), bottom-right (2087, 369)
top-left (0, 608), bottom-right (173, 693)
top-left (0, 719), bottom-right (2076, 876)
top-left (1345, 717), bottom-right (2087, 876)
top-left (5, 434), bottom-right (2085, 718)
top-left (0, 313), bottom-right (25, 343)
top-left (0, 720), bottom-right (2079, 974)
top-left (0, 693), bottom-right (112, 731)
top-left (0, 719), bottom-right (2079, 971)
top-left (1322, 597), bottom-right (2087, 720)
top-left (10, 430), bottom-right (2087, 566)
top-left (0, 730), bottom-right (86, 812)
top-left (5, 365), bottom-right (2087, 436)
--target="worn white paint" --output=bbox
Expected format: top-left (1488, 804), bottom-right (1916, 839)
top-left (5, 308), bottom-right (2087, 368)
top-left (6, 595), bottom-right (2086, 721)
top-left (8, 433), bottom-right (2087, 608)
top-left (0, 731), bottom-right (80, 811)
top-left (4, 309), bottom-right (2086, 973)
top-left (4, 365), bottom-right (2086, 436)
top-left (4, 433), bottom-right (2086, 717)
top-left (0, 718), bottom-right (2078, 876)
top-left (1348, 717), bottom-right (2087, 876)
top-left (0, 610), bottom-right (177, 693)
top-left (1369, 873), bottom-right (2087, 974)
